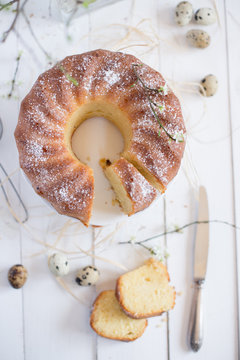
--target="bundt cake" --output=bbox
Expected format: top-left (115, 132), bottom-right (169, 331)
top-left (116, 258), bottom-right (176, 319)
top-left (14, 49), bottom-right (185, 226)
top-left (100, 157), bottom-right (157, 216)
top-left (90, 290), bottom-right (148, 341)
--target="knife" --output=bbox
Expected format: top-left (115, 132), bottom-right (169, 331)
top-left (188, 186), bottom-right (209, 352)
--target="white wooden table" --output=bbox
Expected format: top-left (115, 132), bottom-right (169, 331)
top-left (0, 0), bottom-right (240, 359)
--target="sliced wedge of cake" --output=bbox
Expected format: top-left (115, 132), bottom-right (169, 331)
top-left (100, 158), bottom-right (157, 216)
top-left (116, 258), bottom-right (176, 319)
top-left (90, 290), bottom-right (147, 341)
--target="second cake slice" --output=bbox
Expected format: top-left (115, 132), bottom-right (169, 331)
top-left (116, 258), bottom-right (176, 319)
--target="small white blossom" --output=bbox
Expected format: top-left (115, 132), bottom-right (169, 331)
top-left (158, 104), bottom-right (165, 113)
top-left (129, 236), bottom-right (136, 244)
top-left (160, 84), bottom-right (168, 96)
top-left (150, 245), bottom-right (170, 262)
top-left (174, 130), bottom-right (185, 143)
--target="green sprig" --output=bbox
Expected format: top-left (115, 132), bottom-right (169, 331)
top-left (0, 0), bottom-right (17, 11)
top-left (119, 219), bottom-right (240, 247)
top-left (82, 0), bottom-right (96, 8)
top-left (59, 64), bottom-right (79, 86)
top-left (132, 64), bottom-right (184, 142)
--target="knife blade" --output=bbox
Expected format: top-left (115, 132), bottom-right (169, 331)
top-left (194, 186), bottom-right (209, 281)
top-left (188, 186), bottom-right (209, 352)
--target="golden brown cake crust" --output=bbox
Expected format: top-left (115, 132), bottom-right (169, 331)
top-left (116, 258), bottom-right (176, 319)
top-left (15, 49), bottom-right (185, 225)
top-left (90, 290), bottom-right (148, 341)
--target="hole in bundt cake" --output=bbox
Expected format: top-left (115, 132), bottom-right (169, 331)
top-left (71, 114), bottom-right (125, 219)
top-left (69, 101), bottom-right (158, 221)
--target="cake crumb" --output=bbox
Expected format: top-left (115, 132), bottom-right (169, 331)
top-left (112, 199), bottom-right (117, 206)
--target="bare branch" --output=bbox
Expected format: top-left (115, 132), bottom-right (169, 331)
top-left (0, 0), bottom-right (18, 11)
top-left (119, 220), bottom-right (240, 246)
top-left (132, 64), bottom-right (185, 143)
top-left (22, 9), bottom-right (51, 60)
top-left (1, 0), bottom-right (29, 43)
top-left (8, 51), bottom-right (22, 98)
top-left (1, 0), bottom-right (20, 43)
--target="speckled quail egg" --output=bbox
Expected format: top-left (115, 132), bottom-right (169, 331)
top-left (8, 264), bottom-right (28, 289)
top-left (200, 74), bottom-right (218, 97)
top-left (186, 29), bottom-right (210, 48)
top-left (48, 253), bottom-right (70, 277)
top-left (194, 8), bottom-right (217, 25)
top-left (175, 1), bottom-right (193, 26)
top-left (75, 266), bottom-right (100, 286)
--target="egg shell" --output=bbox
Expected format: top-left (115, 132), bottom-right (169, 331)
top-left (8, 264), bottom-right (28, 289)
top-left (200, 74), bottom-right (218, 97)
top-left (48, 253), bottom-right (70, 277)
top-left (75, 266), bottom-right (100, 286)
top-left (186, 29), bottom-right (210, 48)
top-left (195, 8), bottom-right (217, 25)
top-left (175, 1), bottom-right (193, 26)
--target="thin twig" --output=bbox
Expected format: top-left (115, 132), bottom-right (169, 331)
top-left (1, 0), bottom-right (20, 43)
top-left (132, 64), bottom-right (185, 142)
top-left (48, 0), bottom-right (52, 18)
top-left (13, 28), bottom-right (42, 68)
top-left (119, 220), bottom-right (240, 246)
top-left (8, 51), bottom-right (22, 98)
top-left (58, 64), bottom-right (79, 86)
top-left (22, 9), bottom-right (51, 60)
top-left (0, 0), bottom-right (17, 11)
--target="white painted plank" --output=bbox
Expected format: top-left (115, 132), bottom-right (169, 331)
top-left (14, 2), bottom-right (97, 359)
top-left (0, 1), bottom-right (97, 360)
top-left (90, 1), bottom-right (169, 359)
top-left (0, 31), bottom-right (24, 360)
top-left (19, 219), bottom-right (96, 360)
top-left (161, 0), bottom-right (238, 358)
top-left (94, 199), bottom-right (169, 360)
top-left (225, 0), bottom-right (240, 355)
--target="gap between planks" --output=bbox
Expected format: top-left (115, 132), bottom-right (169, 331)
top-left (223, 0), bottom-right (240, 357)
top-left (164, 198), bottom-right (171, 360)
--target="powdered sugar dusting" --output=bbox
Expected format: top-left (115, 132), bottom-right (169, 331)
top-left (104, 69), bottom-right (120, 86)
top-left (52, 181), bottom-right (92, 212)
top-left (114, 159), bottom-right (157, 208)
top-left (25, 141), bottom-right (46, 161)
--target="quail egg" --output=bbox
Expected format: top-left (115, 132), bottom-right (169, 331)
top-left (200, 74), bottom-right (218, 97)
top-left (195, 8), bottom-right (217, 25)
top-left (8, 264), bottom-right (28, 289)
top-left (175, 1), bottom-right (193, 26)
top-left (75, 266), bottom-right (100, 286)
top-left (186, 29), bottom-right (210, 48)
top-left (48, 253), bottom-right (70, 277)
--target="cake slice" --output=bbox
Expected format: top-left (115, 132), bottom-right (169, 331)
top-left (100, 158), bottom-right (157, 216)
top-left (116, 258), bottom-right (176, 319)
top-left (90, 290), bottom-right (147, 341)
